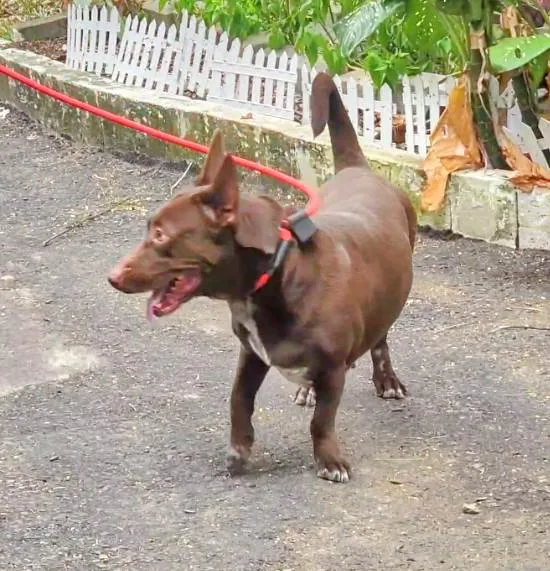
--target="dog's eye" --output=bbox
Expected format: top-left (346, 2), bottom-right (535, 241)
top-left (151, 227), bottom-right (169, 245)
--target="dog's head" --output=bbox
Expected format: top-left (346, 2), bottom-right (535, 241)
top-left (108, 130), bottom-right (280, 319)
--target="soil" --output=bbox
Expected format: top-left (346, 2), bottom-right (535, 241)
top-left (10, 37), bottom-right (67, 62)
top-left (0, 106), bottom-right (549, 570)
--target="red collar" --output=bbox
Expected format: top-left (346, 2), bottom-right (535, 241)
top-left (252, 210), bottom-right (317, 293)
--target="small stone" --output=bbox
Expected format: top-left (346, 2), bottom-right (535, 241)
top-left (183, 509), bottom-right (196, 514)
top-left (49, 455), bottom-right (59, 462)
top-left (462, 503), bottom-right (481, 515)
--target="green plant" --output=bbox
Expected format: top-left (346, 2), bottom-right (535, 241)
top-left (156, 0), bottom-right (550, 104)
top-left (356, 5), bottom-right (466, 88)
top-left (158, 0), bottom-right (359, 74)
top-left (333, 0), bottom-right (468, 86)
top-left (159, 0), bottom-right (261, 38)
top-left (336, 0), bottom-right (550, 167)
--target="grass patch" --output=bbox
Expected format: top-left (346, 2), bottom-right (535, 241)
top-left (0, 0), bottom-right (64, 40)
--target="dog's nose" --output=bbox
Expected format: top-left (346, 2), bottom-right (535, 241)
top-left (108, 269), bottom-right (125, 291)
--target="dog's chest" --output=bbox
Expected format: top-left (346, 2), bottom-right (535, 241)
top-left (230, 300), bottom-right (310, 387)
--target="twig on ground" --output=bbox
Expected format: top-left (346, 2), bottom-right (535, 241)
top-left (170, 162), bottom-right (194, 193)
top-left (142, 162), bottom-right (164, 177)
top-left (435, 321), bottom-right (477, 334)
top-left (490, 325), bottom-right (550, 333)
top-left (506, 305), bottom-right (542, 313)
top-left (42, 198), bottom-right (133, 247)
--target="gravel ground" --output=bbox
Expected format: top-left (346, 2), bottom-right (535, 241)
top-left (0, 107), bottom-right (549, 571)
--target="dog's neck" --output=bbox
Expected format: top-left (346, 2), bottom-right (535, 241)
top-left (200, 195), bottom-right (285, 299)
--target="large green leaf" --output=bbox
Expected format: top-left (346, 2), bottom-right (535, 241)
top-left (489, 34), bottom-right (550, 73)
top-left (529, 52), bottom-right (549, 88)
top-left (402, 0), bottom-right (450, 52)
top-left (435, 0), bottom-right (469, 16)
top-left (333, 0), bottom-right (405, 57)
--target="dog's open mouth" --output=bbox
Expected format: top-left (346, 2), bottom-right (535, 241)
top-left (146, 269), bottom-right (201, 320)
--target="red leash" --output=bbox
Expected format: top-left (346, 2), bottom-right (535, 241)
top-left (0, 62), bottom-right (321, 291)
top-left (0, 64), bottom-right (320, 213)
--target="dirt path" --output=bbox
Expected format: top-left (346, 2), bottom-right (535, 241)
top-left (0, 107), bottom-right (549, 570)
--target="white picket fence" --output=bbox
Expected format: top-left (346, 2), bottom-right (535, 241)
top-left (63, 3), bottom-right (550, 166)
top-left (178, 13), bottom-right (218, 97)
top-left (301, 68), bottom-right (454, 155)
top-left (505, 105), bottom-right (550, 168)
top-left (209, 38), bottom-right (298, 121)
top-left (402, 73), bottom-right (456, 156)
top-left (112, 16), bottom-right (182, 92)
top-left (301, 67), bottom-right (394, 148)
top-left (489, 78), bottom-right (550, 168)
top-left (66, 4), bottom-right (119, 76)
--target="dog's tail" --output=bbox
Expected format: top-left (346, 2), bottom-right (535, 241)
top-left (310, 72), bottom-right (368, 174)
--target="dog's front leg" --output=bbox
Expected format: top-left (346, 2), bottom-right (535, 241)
top-left (226, 347), bottom-right (269, 475)
top-left (311, 365), bottom-right (351, 483)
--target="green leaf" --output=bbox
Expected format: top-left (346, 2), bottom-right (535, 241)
top-left (322, 43), bottom-right (347, 74)
top-left (268, 28), bottom-right (286, 50)
top-left (392, 55), bottom-right (409, 75)
top-left (435, 0), bottom-right (469, 16)
top-left (402, 0), bottom-right (448, 54)
top-left (363, 52), bottom-right (388, 88)
top-left (436, 36), bottom-right (453, 54)
top-left (333, 0), bottom-right (405, 57)
top-left (469, 0), bottom-right (484, 23)
top-left (529, 52), bottom-right (549, 88)
top-left (489, 34), bottom-right (550, 74)
top-left (296, 30), bottom-right (323, 67)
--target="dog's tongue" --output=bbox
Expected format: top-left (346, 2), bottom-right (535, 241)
top-left (145, 272), bottom-right (201, 322)
top-left (146, 290), bottom-right (163, 322)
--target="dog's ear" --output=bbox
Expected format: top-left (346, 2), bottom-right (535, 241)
top-left (194, 154), bottom-right (239, 227)
top-left (234, 202), bottom-right (279, 255)
top-left (197, 130), bottom-right (225, 185)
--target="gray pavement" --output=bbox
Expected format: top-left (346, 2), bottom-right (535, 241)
top-left (0, 107), bottom-right (549, 570)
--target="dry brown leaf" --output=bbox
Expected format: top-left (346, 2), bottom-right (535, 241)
top-left (421, 76), bottom-right (483, 211)
top-left (493, 121), bottom-right (550, 191)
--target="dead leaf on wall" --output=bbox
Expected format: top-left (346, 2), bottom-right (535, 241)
top-left (493, 122), bottom-right (550, 190)
top-left (421, 75), bottom-right (484, 212)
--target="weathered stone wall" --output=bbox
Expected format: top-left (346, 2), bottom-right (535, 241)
top-left (1, 47), bottom-right (548, 250)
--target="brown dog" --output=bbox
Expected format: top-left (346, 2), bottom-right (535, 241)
top-left (108, 72), bottom-right (416, 483)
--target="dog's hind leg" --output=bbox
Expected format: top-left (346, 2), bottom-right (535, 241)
top-left (226, 347), bottom-right (269, 475)
top-left (294, 386), bottom-right (316, 407)
top-left (371, 335), bottom-right (407, 399)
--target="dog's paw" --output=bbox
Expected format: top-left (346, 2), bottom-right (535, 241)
top-left (317, 462), bottom-right (350, 483)
top-left (373, 373), bottom-right (407, 400)
top-left (226, 446), bottom-right (249, 476)
top-left (314, 437), bottom-right (351, 483)
top-left (294, 386), bottom-right (316, 407)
